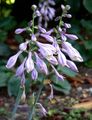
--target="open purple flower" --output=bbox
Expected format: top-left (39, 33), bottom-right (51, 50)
top-left (35, 52), bottom-right (48, 75)
top-left (16, 58), bottom-right (26, 77)
top-left (62, 41), bottom-right (83, 62)
top-left (25, 52), bottom-right (34, 73)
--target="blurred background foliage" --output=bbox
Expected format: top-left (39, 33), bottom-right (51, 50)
top-left (0, 0), bottom-right (92, 96)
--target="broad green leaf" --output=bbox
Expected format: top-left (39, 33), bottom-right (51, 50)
top-left (57, 66), bottom-right (77, 77)
top-left (80, 19), bottom-right (92, 30)
top-left (0, 43), bottom-right (11, 56)
top-left (0, 30), bottom-right (8, 42)
top-left (0, 72), bottom-right (11, 87)
top-left (84, 41), bottom-right (92, 49)
top-left (83, 0), bottom-right (92, 13)
top-left (52, 75), bottom-right (71, 94)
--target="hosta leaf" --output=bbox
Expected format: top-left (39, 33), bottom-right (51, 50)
top-left (83, 0), bottom-right (92, 13)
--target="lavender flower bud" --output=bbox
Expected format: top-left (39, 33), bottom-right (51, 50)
top-left (48, 0), bottom-right (55, 5)
top-left (62, 42), bottom-right (83, 62)
top-left (66, 14), bottom-right (72, 18)
top-left (51, 65), bottom-right (64, 81)
top-left (19, 41), bottom-right (29, 51)
top-left (15, 28), bottom-right (26, 34)
top-left (58, 51), bottom-right (67, 66)
top-left (65, 34), bottom-right (78, 40)
top-left (35, 52), bottom-right (48, 75)
top-left (25, 52), bottom-right (34, 73)
top-left (35, 10), bottom-right (41, 16)
top-left (64, 23), bottom-right (71, 28)
top-left (6, 51), bottom-right (22, 69)
top-left (31, 68), bottom-right (38, 80)
top-left (61, 4), bottom-right (65, 10)
top-left (31, 34), bottom-right (37, 41)
top-left (40, 34), bottom-right (54, 43)
top-left (16, 58), bottom-right (26, 77)
top-left (67, 60), bottom-right (78, 72)
top-left (47, 55), bottom-right (58, 65)
top-left (38, 26), bottom-right (46, 33)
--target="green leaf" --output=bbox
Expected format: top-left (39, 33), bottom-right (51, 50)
top-left (0, 43), bottom-right (11, 56)
top-left (57, 66), bottom-right (77, 77)
top-left (0, 30), bottom-right (8, 42)
top-left (85, 60), bottom-right (92, 68)
top-left (52, 75), bottom-right (71, 94)
top-left (84, 41), bottom-right (92, 49)
top-left (0, 16), bottom-right (17, 31)
top-left (80, 19), bottom-right (92, 30)
top-left (8, 76), bottom-right (31, 96)
top-left (83, 0), bottom-right (92, 13)
top-left (0, 72), bottom-right (11, 87)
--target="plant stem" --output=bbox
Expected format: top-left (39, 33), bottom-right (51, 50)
top-left (28, 81), bottom-right (44, 120)
top-left (11, 87), bottom-right (23, 120)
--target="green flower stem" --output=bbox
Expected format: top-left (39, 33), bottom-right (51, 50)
top-left (11, 87), bottom-right (23, 120)
top-left (28, 80), bottom-right (44, 120)
top-left (32, 13), bottom-right (35, 34)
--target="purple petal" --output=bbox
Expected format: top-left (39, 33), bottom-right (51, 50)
top-left (25, 52), bottom-right (34, 73)
top-left (31, 68), bottom-right (38, 80)
top-left (40, 34), bottom-right (54, 43)
top-left (65, 34), bottom-right (78, 40)
top-left (67, 60), bottom-right (78, 72)
top-left (35, 52), bottom-right (48, 75)
top-left (15, 28), bottom-right (26, 34)
top-left (38, 26), bottom-right (46, 33)
top-left (58, 51), bottom-right (67, 66)
top-left (31, 34), bottom-right (37, 41)
top-left (16, 58), bottom-right (26, 77)
top-left (6, 51), bottom-right (22, 69)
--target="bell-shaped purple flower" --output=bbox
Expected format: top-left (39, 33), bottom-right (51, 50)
top-left (31, 68), bottom-right (38, 80)
top-left (16, 58), bottom-right (26, 77)
top-left (15, 28), bottom-right (26, 34)
top-left (35, 52), bottom-right (48, 75)
top-left (6, 51), bottom-right (22, 69)
top-left (25, 52), bottom-right (34, 73)
top-left (51, 65), bottom-right (64, 81)
top-left (62, 42), bottom-right (83, 62)
top-left (58, 51), bottom-right (67, 66)
top-left (67, 60), bottom-right (78, 72)
top-left (65, 34), bottom-right (78, 40)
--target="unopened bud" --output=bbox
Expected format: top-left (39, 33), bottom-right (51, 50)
top-left (66, 5), bottom-right (71, 10)
top-left (32, 5), bottom-right (37, 11)
top-left (61, 4), bottom-right (65, 10)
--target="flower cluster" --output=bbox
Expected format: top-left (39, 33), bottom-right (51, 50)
top-left (38, 0), bottom-right (55, 27)
top-left (6, 2), bottom-right (83, 117)
top-left (6, 2), bottom-right (83, 90)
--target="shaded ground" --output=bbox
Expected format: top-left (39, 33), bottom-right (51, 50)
top-left (0, 66), bottom-right (92, 120)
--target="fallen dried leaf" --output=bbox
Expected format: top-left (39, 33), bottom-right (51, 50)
top-left (72, 101), bottom-right (92, 110)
